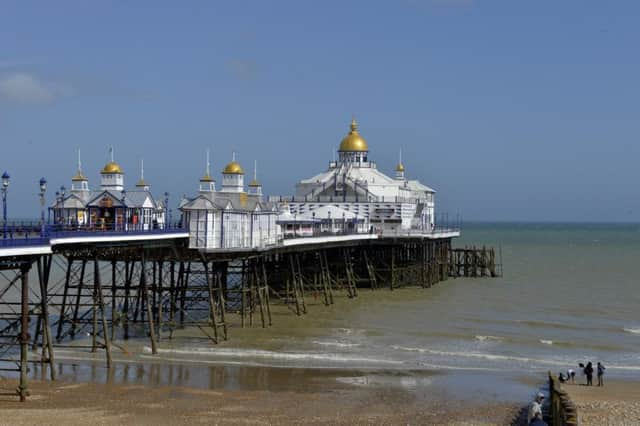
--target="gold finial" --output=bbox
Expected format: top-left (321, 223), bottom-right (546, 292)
top-left (350, 117), bottom-right (358, 133)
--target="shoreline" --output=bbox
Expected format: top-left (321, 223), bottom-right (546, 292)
top-left (0, 374), bottom-right (521, 426)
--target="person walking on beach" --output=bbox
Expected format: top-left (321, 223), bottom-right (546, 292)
top-left (584, 362), bottom-right (594, 386)
top-left (527, 392), bottom-right (545, 424)
top-left (597, 362), bottom-right (606, 387)
top-left (567, 368), bottom-right (575, 384)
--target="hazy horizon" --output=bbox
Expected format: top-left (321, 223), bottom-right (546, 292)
top-left (1, 1), bottom-right (638, 222)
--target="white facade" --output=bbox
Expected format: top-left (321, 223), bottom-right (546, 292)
top-left (181, 157), bottom-right (278, 250)
top-left (272, 119), bottom-right (436, 232)
top-left (51, 155), bottom-right (165, 230)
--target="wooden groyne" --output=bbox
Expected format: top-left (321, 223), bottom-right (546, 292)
top-left (548, 372), bottom-right (579, 426)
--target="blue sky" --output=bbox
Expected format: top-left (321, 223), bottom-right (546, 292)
top-left (1, 1), bottom-right (639, 221)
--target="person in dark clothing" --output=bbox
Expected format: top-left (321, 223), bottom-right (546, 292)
top-left (597, 362), bottom-right (606, 387)
top-left (584, 362), bottom-right (594, 386)
top-left (558, 372), bottom-right (567, 383)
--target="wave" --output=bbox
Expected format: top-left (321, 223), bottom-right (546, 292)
top-left (475, 335), bottom-right (504, 342)
top-left (623, 328), bottom-right (640, 335)
top-left (540, 340), bottom-right (553, 345)
top-left (516, 320), bottom-right (588, 331)
top-left (391, 345), bottom-right (567, 367)
top-left (141, 346), bottom-right (403, 365)
top-left (311, 340), bottom-right (361, 348)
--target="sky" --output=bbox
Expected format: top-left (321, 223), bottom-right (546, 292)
top-left (0, 0), bottom-right (639, 222)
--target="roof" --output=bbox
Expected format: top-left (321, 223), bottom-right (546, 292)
top-left (180, 192), bottom-right (275, 213)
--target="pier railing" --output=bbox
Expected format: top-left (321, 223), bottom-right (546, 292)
top-left (0, 221), bottom-right (187, 249)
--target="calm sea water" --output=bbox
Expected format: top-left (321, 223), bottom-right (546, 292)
top-left (15, 223), bottom-right (640, 401)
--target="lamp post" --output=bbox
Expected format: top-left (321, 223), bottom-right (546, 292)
top-left (59, 185), bottom-right (66, 228)
top-left (2, 172), bottom-right (9, 239)
top-left (164, 192), bottom-right (169, 229)
top-left (39, 177), bottom-right (47, 237)
top-left (121, 189), bottom-right (127, 231)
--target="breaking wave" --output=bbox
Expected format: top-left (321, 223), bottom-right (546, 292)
top-left (142, 346), bottom-right (402, 365)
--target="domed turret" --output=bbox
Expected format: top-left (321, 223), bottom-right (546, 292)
top-left (339, 118), bottom-right (369, 152)
top-left (338, 118), bottom-right (369, 165)
top-left (100, 147), bottom-right (125, 191)
top-left (221, 152), bottom-right (244, 193)
top-left (135, 159), bottom-right (150, 191)
top-left (222, 161), bottom-right (244, 175)
top-left (101, 162), bottom-right (124, 174)
top-left (395, 150), bottom-right (405, 180)
top-left (71, 149), bottom-right (89, 192)
top-left (199, 149), bottom-right (216, 193)
top-left (248, 160), bottom-right (263, 198)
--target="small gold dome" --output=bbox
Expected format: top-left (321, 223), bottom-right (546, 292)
top-left (396, 162), bottom-right (405, 172)
top-left (248, 179), bottom-right (261, 187)
top-left (339, 118), bottom-right (369, 152)
top-left (136, 179), bottom-right (148, 187)
top-left (223, 161), bottom-right (244, 175)
top-left (200, 173), bottom-right (214, 182)
top-left (101, 161), bottom-right (124, 174)
top-left (71, 171), bottom-right (88, 181)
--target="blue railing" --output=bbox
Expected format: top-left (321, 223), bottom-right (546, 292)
top-left (0, 221), bottom-right (187, 250)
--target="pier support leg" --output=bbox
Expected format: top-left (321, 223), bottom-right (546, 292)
top-left (94, 257), bottom-right (112, 368)
top-left (56, 257), bottom-right (73, 341)
top-left (111, 260), bottom-right (117, 341)
top-left (261, 261), bottom-right (272, 326)
top-left (71, 259), bottom-right (87, 339)
top-left (18, 263), bottom-right (31, 402)
top-left (37, 255), bottom-right (56, 380)
top-left (141, 254), bottom-right (157, 355)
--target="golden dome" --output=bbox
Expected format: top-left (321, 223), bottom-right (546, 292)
top-left (71, 170), bottom-right (88, 181)
top-left (396, 162), bottom-right (405, 172)
top-left (248, 179), bottom-right (261, 187)
top-left (339, 118), bottom-right (369, 152)
top-left (135, 179), bottom-right (148, 187)
top-left (101, 161), bottom-right (124, 174)
top-left (200, 173), bottom-right (214, 182)
top-left (223, 161), bottom-right (244, 175)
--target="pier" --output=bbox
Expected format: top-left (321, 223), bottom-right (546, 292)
top-left (0, 221), bottom-right (486, 401)
top-left (0, 120), bottom-right (501, 401)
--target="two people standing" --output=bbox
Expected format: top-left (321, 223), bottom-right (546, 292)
top-left (579, 361), bottom-right (605, 386)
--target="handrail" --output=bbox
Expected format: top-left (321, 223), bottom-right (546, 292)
top-left (0, 221), bottom-right (188, 249)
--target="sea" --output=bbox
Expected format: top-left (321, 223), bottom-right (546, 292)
top-left (9, 222), bottom-right (640, 403)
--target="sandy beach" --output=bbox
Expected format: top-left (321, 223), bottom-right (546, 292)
top-left (564, 380), bottom-right (640, 426)
top-left (0, 376), bottom-right (520, 426)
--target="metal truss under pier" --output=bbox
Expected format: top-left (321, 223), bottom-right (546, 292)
top-left (0, 233), bottom-right (499, 402)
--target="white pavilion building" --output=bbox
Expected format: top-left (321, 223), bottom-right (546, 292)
top-left (50, 150), bottom-right (166, 230)
top-left (179, 153), bottom-right (279, 250)
top-left (273, 119), bottom-right (436, 232)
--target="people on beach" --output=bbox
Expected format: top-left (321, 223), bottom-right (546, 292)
top-left (530, 412), bottom-right (548, 426)
top-left (597, 362), bottom-right (606, 387)
top-left (527, 392), bottom-right (545, 424)
top-left (584, 362), bottom-right (594, 386)
top-left (558, 372), bottom-right (567, 383)
top-left (567, 368), bottom-right (575, 384)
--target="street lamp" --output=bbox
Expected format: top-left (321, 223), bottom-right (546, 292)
top-left (164, 192), bottom-right (169, 229)
top-left (121, 189), bottom-right (127, 231)
top-left (2, 171), bottom-right (9, 239)
top-left (39, 177), bottom-right (47, 237)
